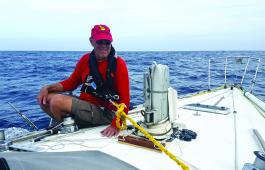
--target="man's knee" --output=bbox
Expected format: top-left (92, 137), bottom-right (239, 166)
top-left (49, 94), bottom-right (63, 107)
top-left (49, 94), bottom-right (72, 112)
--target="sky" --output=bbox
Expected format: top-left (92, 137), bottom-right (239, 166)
top-left (0, 0), bottom-right (265, 51)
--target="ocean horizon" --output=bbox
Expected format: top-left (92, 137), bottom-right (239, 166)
top-left (0, 50), bottom-right (264, 132)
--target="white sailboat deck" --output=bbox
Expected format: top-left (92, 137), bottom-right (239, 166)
top-left (8, 87), bottom-right (265, 170)
top-left (176, 87), bottom-right (265, 170)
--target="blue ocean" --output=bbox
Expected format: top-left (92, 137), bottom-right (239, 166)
top-left (0, 51), bottom-right (265, 132)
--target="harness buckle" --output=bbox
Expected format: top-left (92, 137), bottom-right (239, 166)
top-left (112, 95), bottom-right (119, 101)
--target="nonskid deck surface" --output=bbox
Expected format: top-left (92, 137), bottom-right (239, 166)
top-left (5, 87), bottom-right (265, 170)
top-left (176, 87), bottom-right (265, 169)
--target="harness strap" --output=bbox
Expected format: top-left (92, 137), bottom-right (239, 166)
top-left (80, 46), bottom-right (118, 101)
top-left (89, 46), bottom-right (116, 91)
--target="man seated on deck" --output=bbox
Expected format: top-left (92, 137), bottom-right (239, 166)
top-left (37, 24), bottom-right (130, 137)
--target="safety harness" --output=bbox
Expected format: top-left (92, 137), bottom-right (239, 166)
top-left (80, 46), bottom-right (119, 101)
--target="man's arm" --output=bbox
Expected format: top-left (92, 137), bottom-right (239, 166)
top-left (37, 83), bottom-right (64, 105)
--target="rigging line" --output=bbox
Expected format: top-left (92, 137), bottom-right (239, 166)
top-left (231, 89), bottom-right (238, 170)
top-left (43, 136), bottom-right (112, 142)
top-left (47, 137), bottom-right (115, 150)
top-left (208, 58), bottom-right (211, 90)
top-left (35, 126), bottom-right (104, 143)
top-left (240, 57), bottom-right (250, 85)
top-left (234, 59), bottom-right (239, 84)
top-left (231, 88), bottom-right (236, 113)
top-left (7, 102), bottom-right (38, 131)
top-left (224, 57), bottom-right (228, 87)
top-left (166, 136), bottom-right (184, 155)
top-left (249, 58), bottom-right (261, 93)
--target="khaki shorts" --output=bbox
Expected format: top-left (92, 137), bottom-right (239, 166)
top-left (71, 97), bottom-right (115, 128)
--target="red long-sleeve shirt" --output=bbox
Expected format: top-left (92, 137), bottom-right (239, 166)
top-left (60, 53), bottom-right (130, 128)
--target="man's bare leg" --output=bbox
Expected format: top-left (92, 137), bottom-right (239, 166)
top-left (40, 93), bottom-right (72, 122)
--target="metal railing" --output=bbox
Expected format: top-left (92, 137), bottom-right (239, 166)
top-left (208, 56), bottom-right (261, 93)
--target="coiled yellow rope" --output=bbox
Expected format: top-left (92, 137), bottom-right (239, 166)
top-left (114, 103), bottom-right (127, 130)
top-left (112, 101), bottom-right (189, 170)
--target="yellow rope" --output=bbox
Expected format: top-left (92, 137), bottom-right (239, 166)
top-left (112, 101), bottom-right (189, 170)
top-left (114, 103), bottom-right (127, 130)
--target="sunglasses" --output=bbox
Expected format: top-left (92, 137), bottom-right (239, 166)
top-left (96, 40), bottom-right (111, 45)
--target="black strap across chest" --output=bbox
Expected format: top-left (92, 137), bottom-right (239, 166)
top-left (89, 46), bottom-right (117, 91)
top-left (80, 46), bottom-right (119, 101)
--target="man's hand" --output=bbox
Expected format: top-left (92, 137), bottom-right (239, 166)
top-left (37, 86), bottom-right (49, 106)
top-left (101, 125), bottom-right (119, 137)
top-left (37, 83), bottom-right (64, 106)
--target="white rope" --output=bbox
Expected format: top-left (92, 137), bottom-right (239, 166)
top-left (42, 137), bottom-right (115, 151)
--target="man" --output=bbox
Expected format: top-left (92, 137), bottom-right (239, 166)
top-left (37, 24), bottom-right (130, 137)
